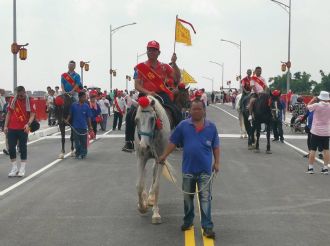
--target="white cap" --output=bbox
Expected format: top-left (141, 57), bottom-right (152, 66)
top-left (318, 91), bottom-right (330, 101)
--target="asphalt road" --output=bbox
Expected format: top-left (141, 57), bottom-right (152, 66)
top-left (0, 104), bottom-right (329, 246)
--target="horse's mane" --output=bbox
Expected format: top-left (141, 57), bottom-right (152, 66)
top-left (136, 96), bottom-right (171, 131)
top-left (254, 93), bottom-right (271, 112)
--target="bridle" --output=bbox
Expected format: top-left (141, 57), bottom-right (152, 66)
top-left (137, 109), bottom-right (157, 139)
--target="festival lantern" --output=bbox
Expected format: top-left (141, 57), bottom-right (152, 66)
top-left (113, 70), bottom-right (117, 77)
top-left (281, 63), bottom-right (286, 72)
top-left (286, 61), bottom-right (291, 69)
top-left (19, 47), bottom-right (27, 60)
top-left (84, 63), bottom-right (89, 71)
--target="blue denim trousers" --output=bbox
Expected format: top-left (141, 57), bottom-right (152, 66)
top-left (73, 128), bottom-right (87, 157)
top-left (182, 172), bottom-right (213, 229)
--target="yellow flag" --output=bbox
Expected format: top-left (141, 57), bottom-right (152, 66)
top-left (175, 20), bottom-right (192, 46)
top-left (181, 69), bottom-right (197, 84)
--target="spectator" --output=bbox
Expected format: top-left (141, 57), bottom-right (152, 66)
top-left (306, 91), bottom-right (330, 174)
top-left (0, 88), bottom-right (6, 130)
top-left (98, 94), bottom-right (110, 131)
top-left (200, 88), bottom-right (208, 106)
top-left (4, 86), bottom-right (36, 177)
top-left (272, 92), bottom-right (286, 143)
top-left (290, 96), bottom-right (306, 128)
top-left (88, 91), bottom-right (101, 137)
top-left (65, 91), bottom-right (93, 159)
top-left (159, 99), bottom-right (220, 239)
top-left (125, 91), bottom-right (133, 112)
top-left (46, 89), bottom-right (56, 126)
top-left (112, 91), bottom-right (126, 131)
top-left (54, 86), bottom-right (61, 97)
top-left (211, 92), bottom-right (215, 104)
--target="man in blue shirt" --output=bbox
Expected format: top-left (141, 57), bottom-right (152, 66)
top-left (66, 91), bottom-right (93, 159)
top-left (159, 99), bottom-right (220, 239)
top-left (61, 60), bottom-right (82, 102)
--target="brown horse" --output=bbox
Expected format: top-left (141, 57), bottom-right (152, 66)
top-left (54, 93), bottom-right (74, 159)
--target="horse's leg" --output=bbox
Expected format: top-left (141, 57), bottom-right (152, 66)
top-left (136, 157), bottom-right (148, 214)
top-left (70, 130), bottom-right (75, 157)
top-left (148, 162), bottom-right (157, 206)
top-left (242, 113), bottom-right (247, 138)
top-left (266, 123), bottom-right (272, 154)
top-left (151, 160), bottom-right (163, 224)
top-left (59, 123), bottom-right (65, 159)
top-left (254, 123), bottom-right (261, 153)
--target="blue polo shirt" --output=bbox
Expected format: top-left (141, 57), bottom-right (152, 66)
top-left (70, 102), bottom-right (92, 129)
top-left (170, 118), bottom-right (220, 175)
top-left (61, 72), bottom-right (82, 92)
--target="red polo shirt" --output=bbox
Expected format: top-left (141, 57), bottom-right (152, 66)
top-left (135, 60), bottom-right (174, 93)
top-left (241, 76), bottom-right (252, 92)
top-left (7, 97), bottom-right (36, 130)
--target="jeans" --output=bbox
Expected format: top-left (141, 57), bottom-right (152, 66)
top-left (73, 128), bottom-right (87, 157)
top-left (182, 172), bottom-right (213, 229)
top-left (101, 114), bottom-right (108, 131)
top-left (8, 129), bottom-right (28, 160)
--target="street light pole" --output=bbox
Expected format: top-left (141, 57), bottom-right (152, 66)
top-left (270, 0), bottom-right (292, 94)
top-left (110, 22), bottom-right (137, 91)
top-left (209, 61), bottom-right (224, 90)
top-left (220, 39), bottom-right (242, 90)
top-left (13, 0), bottom-right (17, 91)
top-left (202, 76), bottom-right (214, 92)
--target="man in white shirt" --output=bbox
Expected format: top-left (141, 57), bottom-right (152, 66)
top-left (200, 88), bottom-right (208, 106)
top-left (98, 94), bottom-right (110, 131)
top-left (112, 91), bottom-right (126, 131)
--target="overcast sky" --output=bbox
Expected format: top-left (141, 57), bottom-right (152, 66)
top-left (0, 0), bottom-right (329, 92)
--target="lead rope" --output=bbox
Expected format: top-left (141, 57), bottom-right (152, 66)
top-left (151, 144), bottom-right (216, 195)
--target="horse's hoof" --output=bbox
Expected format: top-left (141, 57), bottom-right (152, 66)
top-left (70, 151), bottom-right (75, 157)
top-left (254, 149), bottom-right (260, 153)
top-left (240, 135), bottom-right (243, 139)
top-left (152, 216), bottom-right (162, 225)
top-left (244, 135), bottom-right (248, 139)
top-left (58, 153), bottom-right (64, 159)
top-left (266, 150), bottom-right (272, 154)
top-left (248, 145), bottom-right (253, 150)
top-left (137, 203), bottom-right (148, 214)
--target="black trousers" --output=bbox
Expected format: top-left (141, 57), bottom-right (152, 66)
top-left (113, 111), bottom-right (123, 130)
top-left (125, 106), bottom-right (137, 142)
top-left (8, 129), bottom-right (28, 160)
top-left (91, 121), bottom-right (97, 135)
top-left (273, 119), bottom-right (284, 140)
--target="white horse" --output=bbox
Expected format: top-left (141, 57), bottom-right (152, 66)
top-left (135, 95), bottom-right (174, 224)
top-left (235, 93), bottom-right (247, 139)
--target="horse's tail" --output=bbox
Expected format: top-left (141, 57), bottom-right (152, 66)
top-left (162, 160), bottom-right (177, 183)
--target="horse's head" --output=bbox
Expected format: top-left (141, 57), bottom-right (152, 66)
top-left (54, 93), bottom-right (74, 122)
top-left (135, 97), bottom-right (158, 150)
top-left (174, 86), bottom-right (190, 110)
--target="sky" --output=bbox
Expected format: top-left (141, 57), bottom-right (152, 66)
top-left (0, 0), bottom-right (329, 92)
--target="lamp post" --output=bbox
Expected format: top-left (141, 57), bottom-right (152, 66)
top-left (110, 22), bottom-right (137, 91)
top-left (220, 39), bottom-right (242, 89)
top-left (80, 61), bottom-right (90, 84)
top-left (202, 76), bottom-right (214, 92)
top-left (209, 61), bottom-right (224, 90)
top-left (12, 0), bottom-right (29, 92)
top-left (137, 52), bottom-right (147, 64)
top-left (270, 0), bottom-right (292, 95)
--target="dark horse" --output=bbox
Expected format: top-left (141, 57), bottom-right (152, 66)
top-left (242, 92), bottom-right (279, 154)
top-left (173, 86), bottom-right (191, 120)
top-left (54, 93), bottom-right (74, 159)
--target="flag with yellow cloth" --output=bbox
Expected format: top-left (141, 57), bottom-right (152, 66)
top-left (175, 17), bottom-right (196, 46)
top-left (181, 69), bottom-right (197, 84)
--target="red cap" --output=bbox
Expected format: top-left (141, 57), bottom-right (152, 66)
top-left (178, 83), bottom-right (186, 90)
top-left (147, 40), bottom-right (160, 50)
top-left (272, 90), bottom-right (281, 97)
top-left (89, 90), bottom-right (98, 97)
top-left (195, 90), bottom-right (203, 97)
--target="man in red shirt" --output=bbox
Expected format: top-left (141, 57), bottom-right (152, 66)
top-left (4, 86), bottom-right (36, 177)
top-left (122, 40), bottom-right (181, 152)
top-left (241, 69), bottom-right (252, 95)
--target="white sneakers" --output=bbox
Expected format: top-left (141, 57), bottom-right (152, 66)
top-left (8, 165), bottom-right (19, 177)
top-left (8, 163), bottom-right (26, 178)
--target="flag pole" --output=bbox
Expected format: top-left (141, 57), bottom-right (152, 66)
top-left (174, 15), bottom-right (178, 53)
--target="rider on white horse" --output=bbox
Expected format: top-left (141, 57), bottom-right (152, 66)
top-left (122, 40), bottom-right (181, 152)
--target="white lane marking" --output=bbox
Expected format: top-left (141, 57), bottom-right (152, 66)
top-left (211, 104), bottom-right (239, 120)
top-left (211, 104), bottom-right (325, 165)
top-left (0, 120), bottom-right (126, 196)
